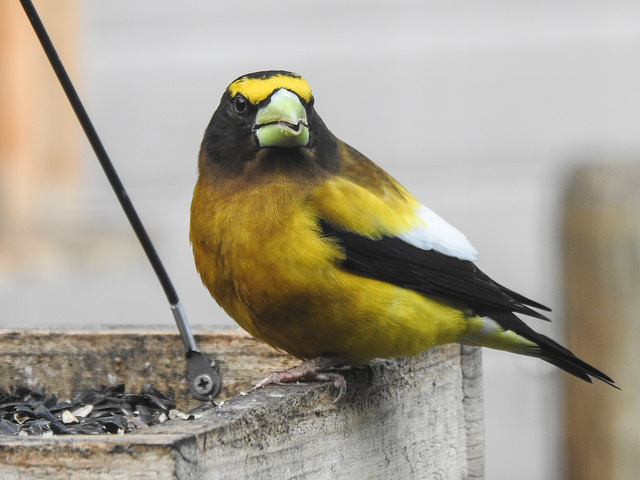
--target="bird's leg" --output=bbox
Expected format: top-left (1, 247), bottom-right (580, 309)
top-left (253, 355), bottom-right (351, 402)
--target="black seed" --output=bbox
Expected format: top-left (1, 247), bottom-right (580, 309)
top-left (138, 414), bottom-right (156, 425)
top-left (43, 393), bottom-right (58, 408)
top-left (49, 401), bottom-right (74, 413)
top-left (0, 419), bottom-right (19, 435)
top-left (140, 384), bottom-right (166, 399)
top-left (15, 405), bottom-right (35, 417)
top-left (27, 423), bottom-right (44, 435)
top-left (136, 404), bottom-right (151, 417)
top-left (34, 406), bottom-right (56, 422)
top-left (147, 395), bottom-right (175, 411)
top-left (99, 415), bottom-right (128, 433)
top-left (119, 405), bottom-right (135, 417)
top-left (13, 386), bottom-right (32, 398)
top-left (72, 389), bottom-right (100, 405)
top-left (103, 384), bottom-right (126, 396)
top-left (49, 420), bottom-right (69, 434)
top-left (1, 383), bottom-right (179, 436)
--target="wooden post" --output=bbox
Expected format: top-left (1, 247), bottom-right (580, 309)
top-left (562, 162), bottom-right (640, 480)
top-left (0, 329), bottom-right (484, 479)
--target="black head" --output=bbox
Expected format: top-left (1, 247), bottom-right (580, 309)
top-left (199, 71), bottom-right (339, 178)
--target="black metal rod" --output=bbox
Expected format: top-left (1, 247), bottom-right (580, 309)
top-left (19, 0), bottom-right (222, 399)
top-left (19, 0), bottom-right (180, 307)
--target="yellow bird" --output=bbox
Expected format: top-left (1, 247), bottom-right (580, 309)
top-left (190, 70), bottom-right (615, 398)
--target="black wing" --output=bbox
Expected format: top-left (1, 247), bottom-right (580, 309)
top-left (320, 221), bottom-right (618, 388)
top-left (320, 220), bottom-right (551, 320)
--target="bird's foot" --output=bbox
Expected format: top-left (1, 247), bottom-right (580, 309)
top-left (253, 355), bottom-right (350, 402)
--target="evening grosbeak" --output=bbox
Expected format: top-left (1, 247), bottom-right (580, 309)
top-left (190, 70), bottom-right (615, 399)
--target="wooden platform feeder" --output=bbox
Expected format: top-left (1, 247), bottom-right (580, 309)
top-left (0, 329), bottom-right (484, 479)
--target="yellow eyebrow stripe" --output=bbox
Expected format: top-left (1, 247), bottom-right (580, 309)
top-left (228, 73), bottom-right (312, 104)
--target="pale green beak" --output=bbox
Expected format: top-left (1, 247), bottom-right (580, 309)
top-left (255, 89), bottom-right (309, 148)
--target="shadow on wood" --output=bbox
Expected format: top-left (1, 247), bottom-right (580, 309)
top-left (0, 329), bottom-right (483, 479)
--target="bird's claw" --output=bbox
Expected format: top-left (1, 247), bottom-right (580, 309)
top-left (251, 355), bottom-right (349, 402)
top-left (314, 372), bottom-right (347, 403)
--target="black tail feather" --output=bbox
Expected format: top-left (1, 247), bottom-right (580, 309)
top-left (494, 282), bottom-right (552, 314)
top-left (535, 332), bottom-right (617, 388)
top-left (491, 312), bottom-right (617, 388)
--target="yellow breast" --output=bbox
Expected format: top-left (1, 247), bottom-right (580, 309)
top-left (190, 172), bottom-right (469, 362)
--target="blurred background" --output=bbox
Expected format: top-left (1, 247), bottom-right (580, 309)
top-left (1, 1), bottom-right (639, 478)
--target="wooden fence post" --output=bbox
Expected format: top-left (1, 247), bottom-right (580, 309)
top-left (562, 162), bottom-right (640, 480)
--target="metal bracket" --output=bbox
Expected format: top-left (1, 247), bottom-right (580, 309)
top-left (172, 303), bottom-right (222, 400)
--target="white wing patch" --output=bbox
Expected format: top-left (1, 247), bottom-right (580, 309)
top-left (396, 204), bottom-right (479, 262)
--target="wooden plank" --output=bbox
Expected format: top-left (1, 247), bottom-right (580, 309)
top-left (0, 330), bottom-right (484, 478)
top-left (562, 162), bottom-right (640, 480)
top-left (462, 345), bottom-right (485, 479)
top-left (0, 328), bottom-right (299, 407)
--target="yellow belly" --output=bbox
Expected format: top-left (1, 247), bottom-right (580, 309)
top-left (190, 177), bottom-right (469, 362)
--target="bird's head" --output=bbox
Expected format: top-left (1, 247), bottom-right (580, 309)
top-left (199, 70), bottom-right (338, 176)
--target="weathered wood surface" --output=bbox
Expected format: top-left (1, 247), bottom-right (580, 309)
top-left (0, 328), bottom-right (299, 407)
top-left (562, 162), bottom-right (640, 480)
top-left (0, 330), bottom-right (483, 479)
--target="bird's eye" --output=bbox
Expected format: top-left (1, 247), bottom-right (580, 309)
top-left (233, 94), bottom-right (248, 114)
top-left (308, 96), bottom-right (315, 108)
